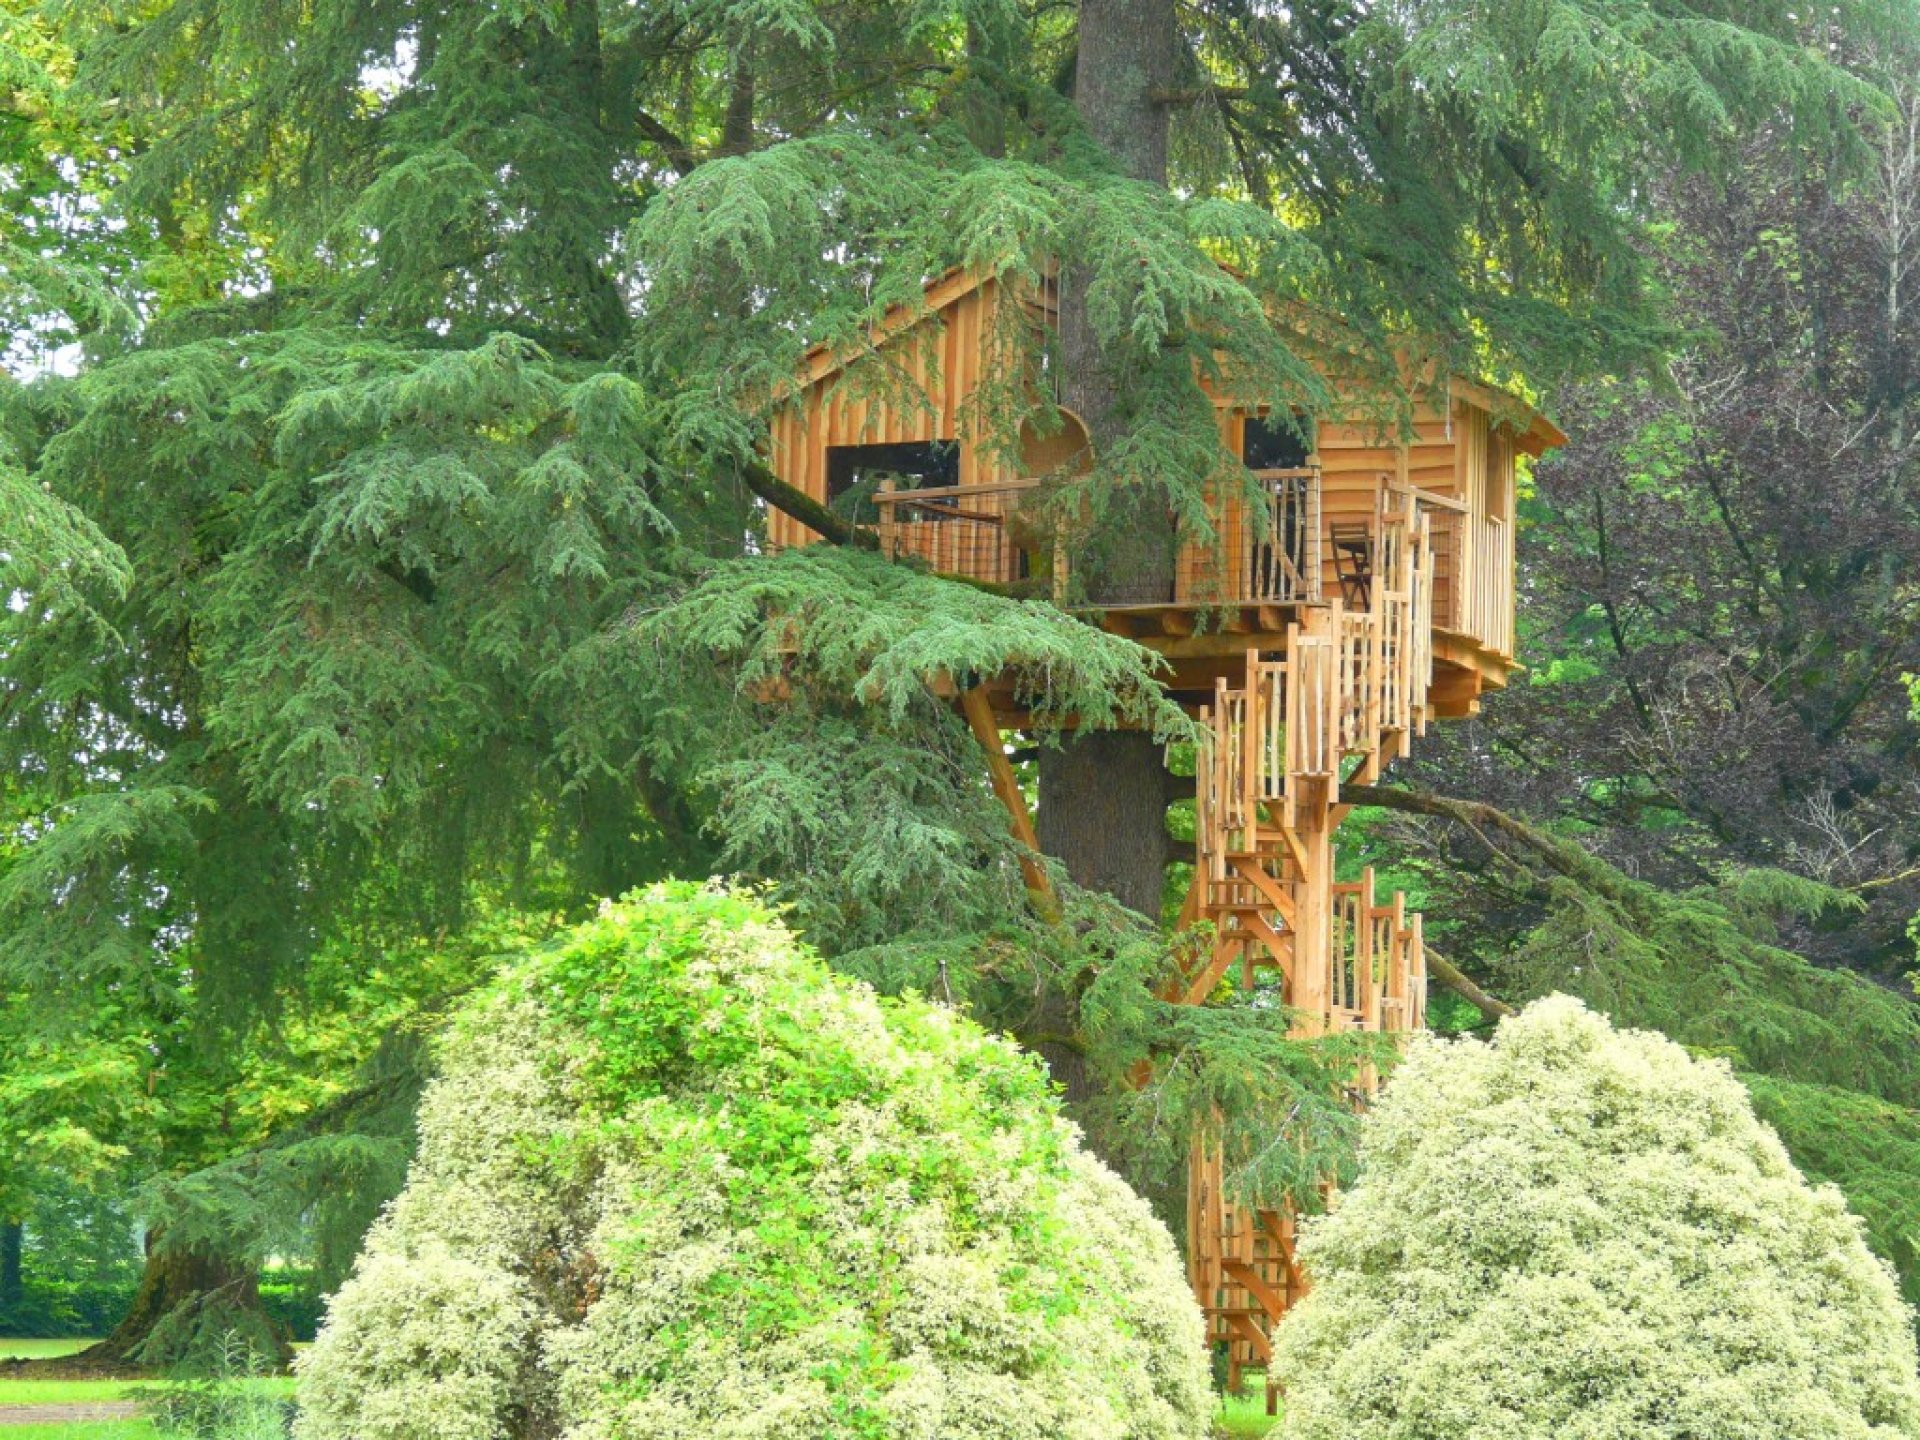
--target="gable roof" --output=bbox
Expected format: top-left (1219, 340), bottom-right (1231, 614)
top-left (795, 266), bottom-right (1566, 455)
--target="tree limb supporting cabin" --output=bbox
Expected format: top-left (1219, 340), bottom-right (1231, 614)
top-left (767, 269), bottom-right (1564, 1384)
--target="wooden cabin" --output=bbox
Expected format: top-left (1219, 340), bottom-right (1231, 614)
top-left (768, 268), bottom-right (1565, 1398)
top-left (768, 268), bottom-right (1564, 720)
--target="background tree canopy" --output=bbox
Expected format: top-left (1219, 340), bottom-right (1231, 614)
top-left (1, 0), bottom-right (1917, 1371)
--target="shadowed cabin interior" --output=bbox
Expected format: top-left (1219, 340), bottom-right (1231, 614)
top-left (768, 269), bottom-right (1565, 1396)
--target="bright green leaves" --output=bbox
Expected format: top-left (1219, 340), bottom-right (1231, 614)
top-left (300, 884), bottom-right (1213, 1440)
top-left (538, 886), bottom-right (781, 1096)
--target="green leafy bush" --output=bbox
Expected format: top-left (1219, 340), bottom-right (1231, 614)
top-left (1274, 996), bottom-right (1920, 1440)
top-left (1, 1278), bottom-right (136, 1337)
top-left (297, 884), bottom-right (1210, 1440)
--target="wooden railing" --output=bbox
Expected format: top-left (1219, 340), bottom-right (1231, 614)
top-left (1285, 624), bottom-right (1338, 787)
top-left (1177, 468), bottom-right (1322, 605)
top-left (1420, 497), bottom-right (1512, 659)
top-left (872, 476), bottom-right (1037, 586)
top-left (1180, 479), bottom-right (1460, 1384)
top-left (1329, 869), bottom-right (1427, 1034)
top-left (1468, 514), bottom-right (1515, 657)
top-left (877, 469), bottom-right (1331, 607)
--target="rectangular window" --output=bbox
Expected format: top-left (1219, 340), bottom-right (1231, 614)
top-left (1242, 415), bottom-right (1310, 471)
top-left (826, 441), bottom-right (959, 523)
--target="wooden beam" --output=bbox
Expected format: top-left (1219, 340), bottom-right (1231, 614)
top-left (1175, 865), bottom-right (1205, 931)
top-left (1258, 1209), bottom-right (1307, 1294)
top-left (1222, 1259), bottom-right (1289, 1325)
top-left (1271, 823), bottom-right (1309, 879)
top-left (1232, 909), bottom-right (1291, 969)
top-left (1228, 857), bottom-right (1297, 927)
top-left (1181, 940), bottom-right (1243, 1007)
top-left (1223, 1312), bottom-right (1273, 1363)
top-left (960, 687), bottom-right (1060, 921)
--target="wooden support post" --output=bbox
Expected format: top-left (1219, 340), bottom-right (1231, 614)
top-left (1288, 822), bottom-right (1332, 1023)
top-left (960, 686), bottom-right (1060, 922)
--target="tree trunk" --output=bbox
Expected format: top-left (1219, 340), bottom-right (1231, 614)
top-left (1059, 0), bottom-right (1180, 608)
top-left (1037, 731), bottom-right (1178, 917)
top-left (1038, 0), bottom-right (1183, 929)
top-left (0, 1219), bottom-right (22, 1313)
top-left (84, 1231), bottom-right (288, 1370)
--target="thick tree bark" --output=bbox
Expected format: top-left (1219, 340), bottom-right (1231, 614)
top-left (1037, 732), bottom-right (1180, 918)
top-left (1038, 0), bottom-right (1185, 945)
top-left (0, 1219), bottom-right (22, 1312)
top-left (1422, 945), bottom-right (1516, 1024)
top-left (1059, 0), bottom-right (1180, 608)
top-left (84, 1232), bottom-right (287, 1369)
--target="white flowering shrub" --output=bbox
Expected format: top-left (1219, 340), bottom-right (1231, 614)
top-left (297, 884), bottom-right (1210, 1440)
top-left (1273, 995), bottom-right (1920, 1440)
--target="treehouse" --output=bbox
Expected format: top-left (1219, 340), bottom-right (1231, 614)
top-left (768, 268), bottom-right (1564, 1390)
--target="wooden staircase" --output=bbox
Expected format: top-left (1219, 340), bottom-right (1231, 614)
top-left (1180, 481), bottom-right (1438, 1390)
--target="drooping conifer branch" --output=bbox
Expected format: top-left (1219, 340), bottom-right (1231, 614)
top-left (1342, 782), bottom-right (1637, 902)
top-left (736, 459), bottom-right (878, 550)
top-left (1420, 944), bottom-right (1515, 1023)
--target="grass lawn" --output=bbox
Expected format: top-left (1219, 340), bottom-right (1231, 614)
top-left (0, 1343), bottom-right (1270, 1438)
top-left (1217, 1372), bottom-right (1282, 1437)
top-left (0, 1360), bottom-right (295, 1440)
top-left (0, 1378), bottom-right (141, 1405)
top-left (0, 1379), bottom-right (295, 1403)
top-left (0, 1343), bottom-right (99, 1362)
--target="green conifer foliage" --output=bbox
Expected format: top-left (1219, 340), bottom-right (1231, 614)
top-left (7, 0), bottom-right (1895, 1014)
top-left (6, 0), bottom-right (1914, 1357)
top-left (1274, 997), bottom-right (1920, 1440)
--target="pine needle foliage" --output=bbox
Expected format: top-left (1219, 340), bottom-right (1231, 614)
top-left (628, 546), bottom-right (1190, 946)
top-left (5, 0), bottom-right (1894, 1020)
top-left (5, 0), bottom-right (1911, 1357)
top-left (1506, 862), bottom-right (1920, 1109)
top-left (1746, 1075), bottom-right (1920, 1308)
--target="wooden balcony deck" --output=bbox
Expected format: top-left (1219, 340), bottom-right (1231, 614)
top-left (875, 468), bottom-right (1514, 721)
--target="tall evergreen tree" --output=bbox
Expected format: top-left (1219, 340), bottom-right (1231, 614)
top-left (3, 0), bottom-right (1910, 1354)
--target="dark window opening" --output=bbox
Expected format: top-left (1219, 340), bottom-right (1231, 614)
top-left (826, 441), bottom-right (960, 524)
top-left (1243, 415), bottom-right (1310, 471)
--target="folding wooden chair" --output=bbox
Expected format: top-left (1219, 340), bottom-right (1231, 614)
top-left (1331, 523), bottom-right (1373, 609)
